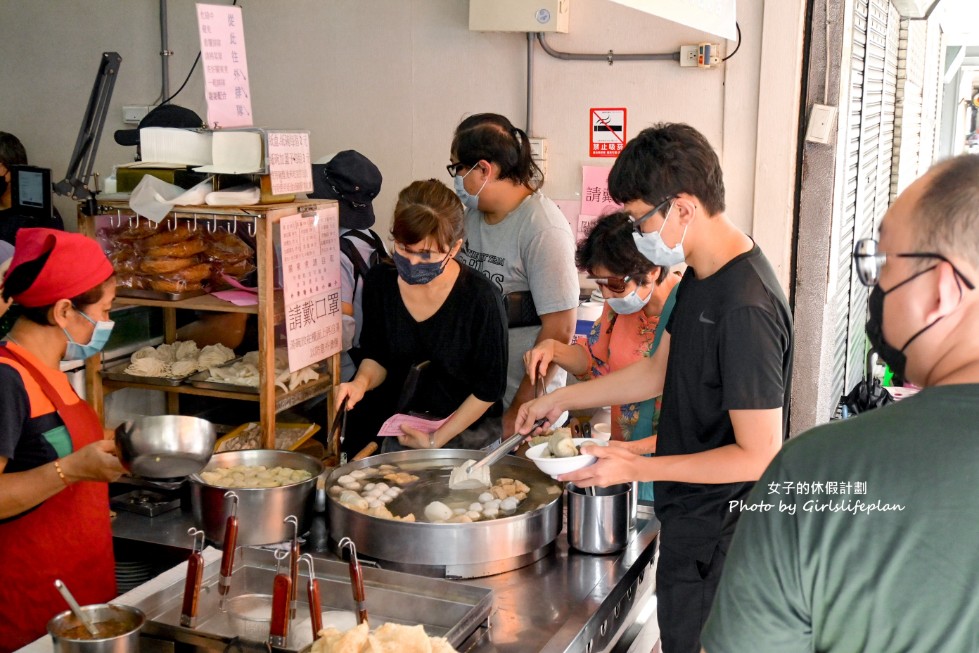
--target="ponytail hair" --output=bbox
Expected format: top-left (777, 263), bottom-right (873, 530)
top-left (451, 113), bottom-right (543, 191)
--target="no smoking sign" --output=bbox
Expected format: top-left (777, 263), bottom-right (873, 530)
top-left (590, 107), bottom-right (626, 158)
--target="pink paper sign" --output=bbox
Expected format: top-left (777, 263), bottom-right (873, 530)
top-left (279, 207), bottom-right (343, 372)
top-left (581, 166), bottom-right (622, 216)
top-left (197, 3), bottom-right (253, 129)
top-left (576, 215), bottom-right (601, 244)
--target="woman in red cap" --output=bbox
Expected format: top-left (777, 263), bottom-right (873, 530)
top-left (0, 228), bottom-right (125, 652)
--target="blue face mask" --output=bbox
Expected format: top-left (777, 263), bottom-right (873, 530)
top-left (632, 201), bottom-right (687, 267)
top-left (63, 308), bottom-right (114, 361)
top-left (606, 283), bottom-right (652, 315)
top-left (392, 249), bottom-right (451, 285)
top-left (453, 165), bottom-right (488, 211)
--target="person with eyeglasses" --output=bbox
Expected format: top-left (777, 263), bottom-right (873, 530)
top-left (334, 179), bottom-right (508, 452)
top-left (523, 212), bottom-right (680, 501)
top-left (449, 113), bottom-right (579, 438)
top-left (703, 155), bottom-right (979, 652)
top-left (515, 123), bottom-right (793, 653)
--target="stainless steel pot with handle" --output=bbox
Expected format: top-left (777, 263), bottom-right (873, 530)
top-left (189, 450), bottom-right (324, 546)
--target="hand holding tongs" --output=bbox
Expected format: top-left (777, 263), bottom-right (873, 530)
top-left (300, 554), bottom-right (323, 640)
top-left (338, 537), bottom-right (368, 626)
top-left (327, 400), bottom-right (348, 461)
top-left (269, 549), bottom-right (292, 648)
top-left (469, 367), bottom-right (549, 473)
top-left (180, 528), bottom-right (206, 628)
top-left (218, 491), bottom-right (239, 608)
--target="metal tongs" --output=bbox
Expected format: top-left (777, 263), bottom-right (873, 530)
top-left (269, 549), bottom-right (293, 648)
top-left (180, 528), bottom-right (206, 628)
top-left (218, 491), bottom-right (239, 609)
top-left (284, 516), bottom-right (300, 620)
top-left (451, 372), bottom-right (549, 489)
top-left (300, 554), bottom-right (323, 640)
top-left (338, 537), bottom-right (368, 626)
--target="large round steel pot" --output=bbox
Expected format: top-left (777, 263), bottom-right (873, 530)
top-left (48, 604), bottom-right (145, 653)
top-left (190, 450), bottom-right (324, 546)
top-left (326, 449), bottom-right (563, 578)
top-left (115, 415), bottom-right (216, 479)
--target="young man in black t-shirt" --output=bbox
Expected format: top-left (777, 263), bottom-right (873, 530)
top-left (515, 123), bottom-right (793, 653)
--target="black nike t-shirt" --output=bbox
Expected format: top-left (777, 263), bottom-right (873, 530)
top-left (656, 244), bottom-right (793, 554)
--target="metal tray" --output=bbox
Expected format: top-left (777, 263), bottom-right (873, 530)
top-left (188, 368), bottom-right (260, 394)
top-left (116, 287), bottom-right (208, 302)
top-left (130, 547), bottom-right (492, 652)
top-left (101, 360), bottom-right (197, 387)
top-left (188, 360), bottom-right (328, 394)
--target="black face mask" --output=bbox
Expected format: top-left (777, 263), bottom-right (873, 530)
top-left (865, 266), bottom-right (940, 381)
top-left (0, 174), bottom-right (7, 198)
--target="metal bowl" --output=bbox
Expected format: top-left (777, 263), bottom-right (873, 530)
top-left (48, 604), bottom-right (145, 653)
top-left (115, 415), bottom-right (216, 479)
top-left (326, 449), bottom-right (563, 578)
top-left (190, 449), bottom-right (325, 546)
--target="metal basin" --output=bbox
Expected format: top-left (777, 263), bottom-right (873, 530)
top-left (48, 604), bottom-right (145, 653)
top-left (115, 415), bottom-right (216, 479)
top-left (326, 449), bottom-right (563, 578)
top-left (190, 449), bottom-right (324, 546)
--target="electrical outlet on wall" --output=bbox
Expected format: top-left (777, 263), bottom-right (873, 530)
top-left (680, 45), bottom-right (699, 67)
top-left (122, 105), bottom-right (151, 124)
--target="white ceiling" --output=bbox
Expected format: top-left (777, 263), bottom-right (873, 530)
top-left (936, 0), bottom-right (979, 46)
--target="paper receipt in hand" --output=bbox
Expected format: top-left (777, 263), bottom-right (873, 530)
top-left (377, 413), bottom-right (451, 437)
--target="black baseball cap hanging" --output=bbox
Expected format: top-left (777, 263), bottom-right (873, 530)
top-left (114, 104), bottom-right (204, 147)
top-left (309, 150), bottom-right (382, 230)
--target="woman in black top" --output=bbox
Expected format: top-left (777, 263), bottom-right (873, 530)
top-left (335, 179), bottom-right (507, 450)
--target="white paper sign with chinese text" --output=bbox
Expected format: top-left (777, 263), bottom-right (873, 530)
top-left (279, 207), bottom-right (342, 372)
top-left (268, 131), bottom-right (314, 195)
top-left (196, 3), bottom-right (253, 129)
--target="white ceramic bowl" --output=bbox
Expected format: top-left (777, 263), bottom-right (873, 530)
top-left (525, 438), bottom-right (604, 479)
top-left (590, 423), bottom-right (612, 442)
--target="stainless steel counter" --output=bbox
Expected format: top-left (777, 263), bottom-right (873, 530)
top-left (112, 503), bottom-right (660, 653)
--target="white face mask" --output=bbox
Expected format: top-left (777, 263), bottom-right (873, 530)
top-left (632, 201), bottom-right (687, 267)
top-left (605, 283), bottom-right (652, 315)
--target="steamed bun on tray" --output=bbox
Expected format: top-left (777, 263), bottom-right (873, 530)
top-left (311, 622), bottom-right (458, 653)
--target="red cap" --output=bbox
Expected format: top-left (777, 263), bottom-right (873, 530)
top-left (3, 229), bottom-right (114, 307)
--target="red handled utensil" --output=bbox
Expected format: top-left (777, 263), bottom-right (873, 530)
top-left (218, 491), bottom-right (239, 607)
top-left (284, 515), bottom-right (300, 620)
top-left (269, 548), bottom-right (292, 648)
top-left (300, 553), bottom-right (323, 639)
top-left (180, 528), bottom-right (206, 628)
top-left (338, 537), bottom-right (368, 626)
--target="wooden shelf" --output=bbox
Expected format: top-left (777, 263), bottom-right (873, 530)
top-left (81, 200), bottom-right (342, 453)
top-left (101, 369), bottom-right (334, 414)
top-left (114, 290), bottom-right (285, 323)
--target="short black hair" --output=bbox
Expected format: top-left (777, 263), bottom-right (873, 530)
top-left (608, 123), bottom-right (725, 215)
top-left (0, 132), bottom-right (28, 168)
top-left (916, 154), bottom-right (979, 269)
top-left (576, 212), bottom-right (667, 283)
top-left (451, 113), bottom-right (543, 191)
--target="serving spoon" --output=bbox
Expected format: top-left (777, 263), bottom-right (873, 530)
top-left (54, 579), bottom-right (100, 638)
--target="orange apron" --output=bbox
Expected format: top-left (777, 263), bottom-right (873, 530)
top-left (0, 346), bottom-right (116, 653)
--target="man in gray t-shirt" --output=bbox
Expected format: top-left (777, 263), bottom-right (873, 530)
top-left (461, 192), bottom-right (579, 426)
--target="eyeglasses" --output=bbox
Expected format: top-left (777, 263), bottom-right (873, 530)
top-left (587, 275), bottom-right (632, 293)
top-left (446, 162), bottom-right (469, 178)
top-left (852, 238), bottom-right (976, 289)
top-left (632, 196), bottom-right (678, 234)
